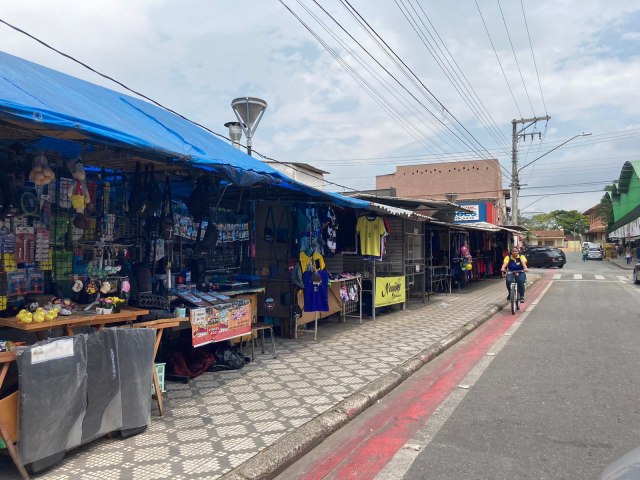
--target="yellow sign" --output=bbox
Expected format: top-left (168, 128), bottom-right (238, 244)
top-left (375, 276), bottom-right (406, 307)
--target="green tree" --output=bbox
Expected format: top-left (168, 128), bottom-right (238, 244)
top-left (549, 210), bottom-right (589, 235)
top-left (520, 210), bottom-right (589, 236)
top-left (595, 186), bottom-right (615, 227)
top-left (520, 212), bottom-right (555, 230)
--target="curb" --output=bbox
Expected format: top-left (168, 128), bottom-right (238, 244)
top-left (606, 258), bottom-right (634, 271)
top-left (222, 277), bottom-right (539, 480)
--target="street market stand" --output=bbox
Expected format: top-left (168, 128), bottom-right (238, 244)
top-left (0, 307), bottom-right (149, 337)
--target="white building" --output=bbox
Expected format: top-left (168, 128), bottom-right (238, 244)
top-left (263, 161), bottom-right (328, 190)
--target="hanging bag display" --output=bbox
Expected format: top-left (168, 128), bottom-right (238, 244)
top-left (136, 165), bottom-right (153, 217)
top-left (276, 208), bottom-right (289, 244)
top-left (160, 176), bottom-right (174, 241)
top-left (186, 177), bottom-right (209, 224)
top-left (148, 165), bottom-right (163, 215)
top-left (128, 162), bottom-right (144, 216)
top-left (263, 206), bottom-right (275, 243)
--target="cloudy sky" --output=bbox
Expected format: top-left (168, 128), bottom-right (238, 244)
top-left (2, 1), bottom-right (640, 215)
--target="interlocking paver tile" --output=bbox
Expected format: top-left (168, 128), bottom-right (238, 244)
top-left (0, 278), bottom-right (518, 480)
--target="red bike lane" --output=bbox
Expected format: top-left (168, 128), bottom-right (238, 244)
top-left (295, 273), bottom-right (553, 480)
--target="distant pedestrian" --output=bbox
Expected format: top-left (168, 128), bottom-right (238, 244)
top-left (625, 248), bottom-right (632, 265)
top-left (581, 245), bottom-right (588, 262)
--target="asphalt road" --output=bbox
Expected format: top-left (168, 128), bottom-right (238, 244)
top-left (278, 253), bottom-right (640, 480)
top-left (402, 253), bottom-right (640, 480)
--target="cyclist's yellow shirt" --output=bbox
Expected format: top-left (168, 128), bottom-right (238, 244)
top-left (503, 254), bottom-right (527, 271)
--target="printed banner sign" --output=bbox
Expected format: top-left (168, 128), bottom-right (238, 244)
top-left (190, 299), bottom-right (251, 347)
top-left (375, 275), bottom-right (406, 307)
top-left (454, 204), bottom-right (480, 222)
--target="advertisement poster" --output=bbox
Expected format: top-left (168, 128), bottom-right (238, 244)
top-left (190, 299), bottom-right (251, 347)
top-left (454, 204), bottom-right (480, 222)
top-left (375, 276), bottom-right (406, 307)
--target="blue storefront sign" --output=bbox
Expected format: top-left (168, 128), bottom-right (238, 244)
top-left (455, 203), bottom-right (486, 223)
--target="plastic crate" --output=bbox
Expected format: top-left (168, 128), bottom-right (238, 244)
top-left (152, 363), bottom-right (166, 394)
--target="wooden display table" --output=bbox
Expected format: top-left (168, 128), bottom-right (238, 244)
top-left (0, 307), bottom-right (150, 337)
top-left (0, 350), bottom-right (28, 479)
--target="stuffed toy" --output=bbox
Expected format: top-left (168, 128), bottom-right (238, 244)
top-left (67, 160), bottom-right (90, 214)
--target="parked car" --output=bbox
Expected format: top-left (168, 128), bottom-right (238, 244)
top-left (587, 244), bottom-right (603, 260)
top-left (524, 249), bottom-right (566, 268)
top-left (633, 262), bottom-right (640, 284)
top-left (524, 246), bottom-right (567, 265)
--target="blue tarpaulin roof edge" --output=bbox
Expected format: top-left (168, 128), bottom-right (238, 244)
top-left (0, 51), bottom-right (369, 210)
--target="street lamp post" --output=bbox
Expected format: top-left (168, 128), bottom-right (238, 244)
top-left (231, 97), bottom-right (267, 156)
top-left (224, 121), bottom-right (244, 150)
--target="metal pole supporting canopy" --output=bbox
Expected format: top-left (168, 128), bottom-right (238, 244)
top-left (231, 97), bottom-right (267, 156)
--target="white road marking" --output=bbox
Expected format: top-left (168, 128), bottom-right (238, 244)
top-left (594, 275), bottom-right (605, 280)
top-left (573, 274), bottom-right (582, 279)
top-left (552, 274), bottom-right (561, 280)
top-left (618, 275), bottom-right (629, 283)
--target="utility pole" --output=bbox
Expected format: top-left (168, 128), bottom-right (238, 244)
top-left (511, 115), bottom-right (550, 225)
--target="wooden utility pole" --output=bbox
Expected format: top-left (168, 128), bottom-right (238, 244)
top-left (511, 115), bottom-right (550, 225)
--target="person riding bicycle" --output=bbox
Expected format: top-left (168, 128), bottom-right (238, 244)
top-left (501, 246), bottom-right (528, 303)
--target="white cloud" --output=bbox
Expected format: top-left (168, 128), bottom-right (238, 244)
top-left (1, 0), bottom-right (640, 213)
top-left (622, 32), bottom-right (640, 41)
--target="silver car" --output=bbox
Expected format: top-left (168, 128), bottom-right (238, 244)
top-left (587, 245), bottom-right (603, 260)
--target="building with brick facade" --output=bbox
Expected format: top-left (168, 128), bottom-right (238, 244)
top-left (583, 205), bottom-right (607, 244)
top-left (375, 159), bottom-right (509, 224)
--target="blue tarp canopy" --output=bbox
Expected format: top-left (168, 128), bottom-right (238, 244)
top-left (0, 51), bottom-right (369, 209)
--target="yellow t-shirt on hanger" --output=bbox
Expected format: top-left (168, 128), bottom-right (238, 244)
top-left (356, 215), bottom-right (386, 257)
top-left (300, 251), bottom-right (325, 272)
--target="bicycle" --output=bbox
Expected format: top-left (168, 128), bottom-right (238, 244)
top-left (505, 270), bottom-right (522, 315)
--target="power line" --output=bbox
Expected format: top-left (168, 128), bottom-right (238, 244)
top-left (335, 0), bottom-right (511, 179)
top-left (519, 189), bottom-right (610, 198)
top-left (287, 0), bottom-right (476, 163)
top-left (338, 179), bottom-right (614, 194)
top-left (0, 16), bottom-right (371, 197)
top-left (520, 0), bottom-right (548, 115)
top-left (315, 129), bottom-right (640, 166)
top-left (497, 0), bottom-right (536, 116)
top-left (475, 0), bottom-right (522, 118)
top-left (395, 0), bottom-right (512, 155)
top-left (0, 17), bottom-right (232, 143)
top-left (282, 0), bottom-right (512, 180)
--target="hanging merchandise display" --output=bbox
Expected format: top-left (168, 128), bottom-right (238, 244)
top-left (356, 213), bottom-right (388, 257)
top-left (301, 249), bottom-right (329, 313)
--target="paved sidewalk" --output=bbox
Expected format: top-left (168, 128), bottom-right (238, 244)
top-left (0, 276), bottom-right (529, 480)
top-left (607, 256), bottom-right (634, 270)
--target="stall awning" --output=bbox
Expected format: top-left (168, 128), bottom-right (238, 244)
top-left (461, 222), bottom-right (522, 235)
top-left (368, 201), bottom-right (433, 221)
top-left (347, 193), bottom-right (469, 214)
top-left (0, 51), bottom-right (370, 210)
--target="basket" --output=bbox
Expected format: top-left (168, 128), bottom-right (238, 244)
top-left (152, 362), bottom-right (166, 394)
top-left (130, 292), bottom-right (170, 311)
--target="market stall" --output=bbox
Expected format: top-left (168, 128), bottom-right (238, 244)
top-left (0, 51), bottom-right (374, 476)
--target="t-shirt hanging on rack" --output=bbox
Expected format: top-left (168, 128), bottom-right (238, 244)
top-left (302, 269), bottom-right (329, 312)
top-left (336, 209), bottom-right (357, 254)
top-left (300, 250), bottom-right (329, 312)
top-left (356, 215), bottom-right (387, 257)
top-left (323, 206), bottom-right (338, 255)
top-left (299, 251), bottom-right (326, 272)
